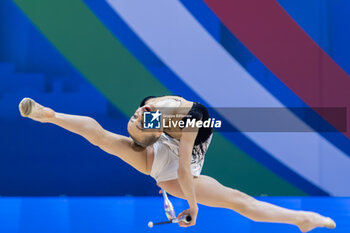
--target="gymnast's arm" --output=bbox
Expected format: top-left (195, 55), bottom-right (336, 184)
top-left (177, 127), bottom-right (199, 226)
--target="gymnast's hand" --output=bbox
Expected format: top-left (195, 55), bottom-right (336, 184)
top-left (177, 206), bottom-right (198, 227)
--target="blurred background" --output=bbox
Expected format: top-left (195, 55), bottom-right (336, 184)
top-left (0, 0), bottom-right (350, 232)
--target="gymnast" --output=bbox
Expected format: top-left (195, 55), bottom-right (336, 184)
top-left (19, 96), bottom-right (336, 232)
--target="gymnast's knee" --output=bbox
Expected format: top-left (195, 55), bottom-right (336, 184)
top-left (227, 188), bottom-right (257, 213)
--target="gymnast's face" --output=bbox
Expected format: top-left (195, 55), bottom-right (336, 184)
top-left (127, 104), bottom-right (162, 147)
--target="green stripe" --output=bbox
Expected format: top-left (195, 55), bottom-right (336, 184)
top-left (14, 0), bottom-right (168, 116)
top-left (14, 0), bottom-right (305, 196)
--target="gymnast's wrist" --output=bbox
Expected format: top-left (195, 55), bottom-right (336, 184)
top-left (189, 203), bottom-right (198, 212)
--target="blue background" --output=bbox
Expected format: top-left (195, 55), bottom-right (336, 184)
top-left (1, 0), bottom-right (350, 232)
top-left (0, 196), bottom-right (348, 233)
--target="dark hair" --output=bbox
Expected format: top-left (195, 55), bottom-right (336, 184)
top-left (139, 95), bottom-right (183, 107)
top-left (139, 96), bottom-right (157, 107)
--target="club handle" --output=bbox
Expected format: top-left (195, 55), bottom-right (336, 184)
top-left (149, 215), bottom-right (193, 228)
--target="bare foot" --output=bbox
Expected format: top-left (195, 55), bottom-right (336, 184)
top-left (19, 98), bottom-right (55, 122)
top-left (297, 211), bottom-right (336, 232)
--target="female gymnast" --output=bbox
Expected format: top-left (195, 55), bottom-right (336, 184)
top-left (19, 96), bottom-right (336, 232)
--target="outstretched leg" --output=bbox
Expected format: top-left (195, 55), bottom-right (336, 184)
top-left (158, 175), bottom-right (335, 232)
top-left (19, 98), bottom-right (154, 174)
